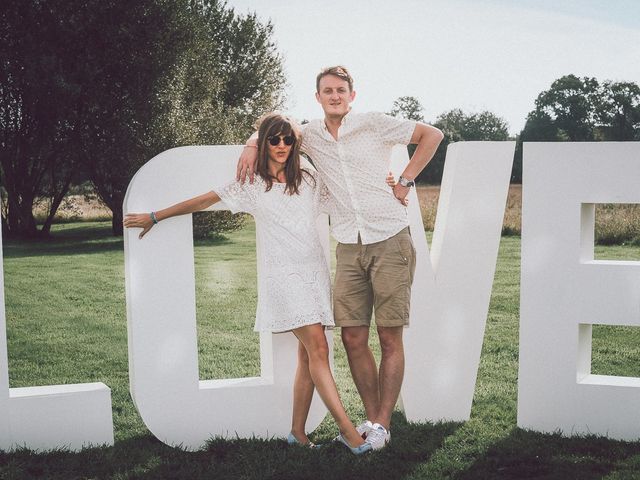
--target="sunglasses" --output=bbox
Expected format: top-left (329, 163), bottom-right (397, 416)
top-left (268, 135), bottom-right (295, 146)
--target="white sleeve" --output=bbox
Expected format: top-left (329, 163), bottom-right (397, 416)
top-left (212, 180), bottom-right (257, 215)
top-left (369, 112), bottom-right (416, 146)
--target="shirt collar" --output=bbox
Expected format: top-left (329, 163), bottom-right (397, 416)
top-left (322, 108), bottom-right (353, 131)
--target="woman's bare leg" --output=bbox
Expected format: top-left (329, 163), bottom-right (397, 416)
top-left (291, 339), bottom-right (314, 444)
top-left (293, 323), bottom-right (365, 447)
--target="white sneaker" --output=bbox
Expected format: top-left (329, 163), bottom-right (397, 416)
top-left (356, 420), bottom-right (374, 439)
top-left (365, 423), bottom-right (390, 450)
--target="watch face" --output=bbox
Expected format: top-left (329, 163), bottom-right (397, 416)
top-left (399, 176), bottom-right (414, 187)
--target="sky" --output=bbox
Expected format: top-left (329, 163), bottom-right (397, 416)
top-left (225, 0), bottom-right (640, 135)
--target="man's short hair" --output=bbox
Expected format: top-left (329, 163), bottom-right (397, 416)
top-left (316, 66), bottom-right (354, 92)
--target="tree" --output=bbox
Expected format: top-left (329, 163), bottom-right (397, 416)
top-left (596, 81), bottom-right (640, 141)
top-left (0, 1), bottom-right (87, 238)
top-left (1, 0), bottom-right (286, 237)
top-left (83, 0), bottom-right (286, 235)
top-left (418, 108), bottom-right (509, 184)
top-left (389, 96), bottom-right (425, 122)
top-left (521, 75), bottom-right (640, 143)
top-left (75, 0), bottom-right (200, 236)
top-left (533, 74), bottom-right (601, 141)
top-left (514, 75), bottom-right (640, 182)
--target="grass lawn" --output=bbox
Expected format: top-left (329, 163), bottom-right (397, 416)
top-left (2, 221), bottom-right (640, 479)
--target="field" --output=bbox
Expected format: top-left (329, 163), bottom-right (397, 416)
top-left (2, 201), bottom-right (640, 478)
top-left (34, 184), bottom-right (640, 245)
top-left (416, 185), bottom-right (640, 244)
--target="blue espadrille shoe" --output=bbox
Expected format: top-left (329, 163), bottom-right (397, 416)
top-left (336, 433), bottom-right (372, 455)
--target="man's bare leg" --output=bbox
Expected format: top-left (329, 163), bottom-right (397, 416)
top-left (341, 325), bottom-right (380, 421)
top-left (373, 326), bottom-right (405, 430)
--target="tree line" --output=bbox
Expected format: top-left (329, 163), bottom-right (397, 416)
top-left (1, 0), bottom-right (285, 238)
top-left (390, 101), bottom-right (510, 184)
top-left (390, 75), bottom-right (640, 184)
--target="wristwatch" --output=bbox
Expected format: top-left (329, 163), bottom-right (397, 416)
top-left (398, 176), bottom-right (415, 188)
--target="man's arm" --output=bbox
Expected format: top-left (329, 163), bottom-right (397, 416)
top-left (392, 123), bottom-right (444, 203)
top-left (236, 133), bottom-right (259, 184)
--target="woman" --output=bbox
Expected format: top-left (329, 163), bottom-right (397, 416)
top-left (124, 113), bottom-right (378, 454)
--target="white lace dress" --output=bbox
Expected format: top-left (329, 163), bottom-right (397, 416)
top-left (213, 167), bottom-right (334, 333)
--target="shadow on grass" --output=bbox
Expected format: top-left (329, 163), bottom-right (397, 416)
top-left (3, 223), bottom-right (123, 259)
top-left (452, 428), bottom-right (640, 480)
top-left (2, 222), bottom-right (233, 259)
top-left (0, 435), bottom-right (171, 480)
top-left (0, 417), bottom-right (462, 480)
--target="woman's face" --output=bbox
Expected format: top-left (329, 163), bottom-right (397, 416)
top-left (267, 132), bottom-right (295, 166)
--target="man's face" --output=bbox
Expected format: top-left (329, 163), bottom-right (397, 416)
top-left (315, 75), bottom-right (355, 118)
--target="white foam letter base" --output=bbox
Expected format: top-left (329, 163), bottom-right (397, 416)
top-left (519, 142), bottom-right (640, 441)
top-left (124, 146), bottom-right (330, 451)
top-left (396, 141), bottom-right (515, 422)
top-left (0, 223), bottom-right (113, 451)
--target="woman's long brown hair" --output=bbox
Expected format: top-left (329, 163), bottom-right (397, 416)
top-left (256, 113), bottom-right (310, 195)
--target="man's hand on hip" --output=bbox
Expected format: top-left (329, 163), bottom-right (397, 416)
top-left (393, 183), bottom-right (410, 206)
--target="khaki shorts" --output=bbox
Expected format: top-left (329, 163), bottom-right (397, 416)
top-left (334, 227), bottom-right (416, 328)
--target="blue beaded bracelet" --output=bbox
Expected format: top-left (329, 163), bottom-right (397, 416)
top-left (150, 212), bottom-right (158, 224)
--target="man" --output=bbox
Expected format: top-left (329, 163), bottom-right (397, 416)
top-left (238, 66), bottom-right (443, 449)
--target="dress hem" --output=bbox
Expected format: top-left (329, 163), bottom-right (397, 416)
top-left (254, 320), bottom-right (335, 334)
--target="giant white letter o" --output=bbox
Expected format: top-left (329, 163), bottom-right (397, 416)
top-left (124, 146), bottom-right (331, 450)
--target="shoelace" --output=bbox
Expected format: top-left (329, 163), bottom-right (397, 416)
top-left (366, 427), bottom-right (388, 444)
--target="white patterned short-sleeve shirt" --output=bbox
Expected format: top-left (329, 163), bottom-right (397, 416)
top-left (301, 111), bottom-right (416, 245)
top-left (213, 162), bottom-right (334, 333)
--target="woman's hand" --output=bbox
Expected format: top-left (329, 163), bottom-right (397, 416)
top-left (123, 213), bottom-right (155, 239)
top-left (386, 172), bottom-right (409, 206)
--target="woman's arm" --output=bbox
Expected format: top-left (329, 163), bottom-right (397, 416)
top-left (124, 191), bottom-right (220, 239)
